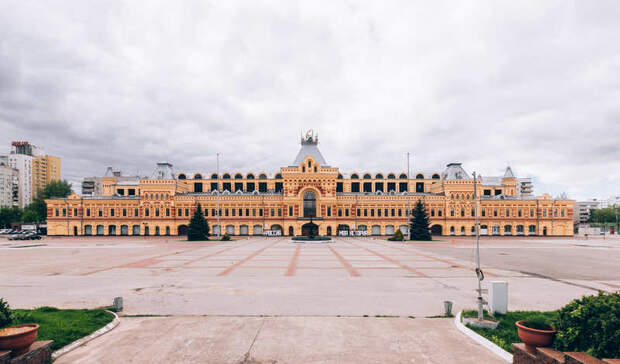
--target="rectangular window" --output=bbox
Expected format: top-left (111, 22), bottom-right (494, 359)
top-left (494, 189), bottom-right (502, 196)
top-left (239, 208), bottom-right (243, 216)
top-left (336, 182), bottom-right (343, 193)
top-left (391, 209), bottom-right (395, 217)
top-left (212, 209), bottom-right (216, 216)
top-left (73, 208), bottom-right (78, 216)
top-left (210, 182), bottom-right (218, 191)
top-left (387, 182), bottom-right (396, 192)
top-left (134, 208), bottom-right (138, 216)
top-left (484, 189), bottom-right (491, 196)
top-left (506, 209), bottom-right (510, 217)
top-left (259, 209), bottom-right (263, 216)
top-left (289, 206), bottom-right (293, 216)
top-left (416, 182), bottom-right (424, 193)
top-left (271, 208), bottom-right (274, 216)
top-left (450, 209), bottom-right (454, 217)
top-left (55, 208), bottom-right (59, 217)
top-left (351, 182), bottom-right (360, 193)
top-left (155, 208), bottom-right (159, 217)
top-left (363, 182), bottom-right (372, 192)
top-left (99, 209), bottom-right (103, 217)
top-left (253, 209), bottom-right (256, 216)
top-left (371, 209), bottom-right (375, 217)
top-left (145, 209), bottom-right (149, 217)
top-left (278, 208), bottom-right (282, 217)
top-left (398, 209), bottom-right (402, 217)
top-left (128, 189), bottom-right (135, 196)
top-left (117, 189), bottom-right (124, 195)
top-left (377, 209), bottom-right (381, 217)
top-left (194, 182), bottom-right (203, 193)
top-left (518, 209), bottom-right (522, 217)
top-left (178, 208), bottom-right (182, 216)
top-left (123, 209), bottom-right (127, 217)
top-left (223, 182), bottom-right (231, 192)
top-left (110, 209), bottom-right (114, 217)
top-left (247, 182), bottom-right (255, 192)
top-left (356, 209), bottom-right (360, 216)
top-left (232, 209), bottom-right (236, 217)
top-left (234, 182), bottom-right (243, 192)
top-left (259, 182), bottom-right (268, 192)
top-left (338, 209), bottom-right (342, 217)
top-left (364, 209), bottom-right (368, 217)
top-left (205, 209), bottom-right (208, 216)
top-left (345, 209), bottom-right (349, 217)
top-left (225, 209), bottom-right (229, 217)
top-left (385, 209), bottom-right (388, 216)
top-left (327, 207), bottom-right (331, 216)
top-left (399, 182), bottom-right (408, 192)
top-left (86, 208), bottom-right (90, 217)
top-left (438, 209), bottom-right (442, 217)
top-left (375, 182), bottom-right (384, 192)
top-left (530, 209), bottom-right (534, 217)
top-left (275, 182), bottom-right (283, 193)
top-left (494, 209), bottom-right (498, 217)
top-left (561, 209), bottom-right (565, 217)
top-left (543, 209), bottom-right (547, 217)
top-left (185, 208), bottom-right (189, 217)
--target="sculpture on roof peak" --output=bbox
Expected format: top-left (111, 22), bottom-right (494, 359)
top-left (301, 129), bottom-right (318, 145)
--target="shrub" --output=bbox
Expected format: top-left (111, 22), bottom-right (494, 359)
top-left (0, 298), bottom-right (12, 328)
top-left (388, 229), bottom-right (404, 241)
top-left (553, 292), bottom-right (620, 359)
top-left (221, 234), bottom-right (231, 241)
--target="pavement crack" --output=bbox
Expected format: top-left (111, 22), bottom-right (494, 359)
top-left (239, 317), bottom-right (266, 364)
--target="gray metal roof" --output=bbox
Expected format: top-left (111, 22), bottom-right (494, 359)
top-left (292, 143), bottom-right (327, 166)
top-left (441, 163), bottom-right (471, 180)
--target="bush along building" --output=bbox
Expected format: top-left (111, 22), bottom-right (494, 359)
top-left (45, 131), bottom-right (574, 237)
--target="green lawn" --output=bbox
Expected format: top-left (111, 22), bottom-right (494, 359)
top-left (462, 309), bottom-right (558, 353)
top-left (10, 307), bottom-right (115, 351)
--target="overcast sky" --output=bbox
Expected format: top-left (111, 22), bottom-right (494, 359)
top-left (1, 1), bottom-right (619, 200)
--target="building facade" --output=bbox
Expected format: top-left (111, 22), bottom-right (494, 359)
top-left (46, 133), bottom-right (574, 237)
top-left (32, 155), bottom-right (61, 198)
top-left (0, 161), bottom-right (19, 207)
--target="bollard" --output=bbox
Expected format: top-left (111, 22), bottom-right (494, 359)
top-left (113, 296), bottom-right (123, 312)
top-left (444, 300), bottom-right (453, 316)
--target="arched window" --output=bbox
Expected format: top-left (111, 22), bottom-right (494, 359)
top-left (259, 173), bottom-right (267, 179)
top-left (416, 173), bottom-right (424, 179)
top-left (432, 173), bottom-right (440, 179)
top-left (222, 173), bottom-right (231, 179)
top-left (375, 173), bottom-right (384, 179)
top-left (275, 173), bottom-right (282, 179)
top-left (246, 173), bottom-right (255, 179)
top-left (234, 173), bottom-right (243, 179)
top-left (178, 173), bottom-right (187, 180)
top-left (363, 173), bottom-right (371, 179)
top-left (350, 173), bottom-right (359, 179)
top-left (303, 191), bottom-right (317, 218)
top-left (194, 173), bottom-right (202, 179)
top-left (399, 173), bottom-right (408, 179)
top-left (337, 174), bottom-right (343, 179)
top-left (387, 173), bottom-right (395, 179)
top-left (211, 173), bottom-right (218, 179)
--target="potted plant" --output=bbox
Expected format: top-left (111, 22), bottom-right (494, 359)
top-left (0, 298), bottom-right (39, 357)
top-left (516, 315), bottom-right (556, 353)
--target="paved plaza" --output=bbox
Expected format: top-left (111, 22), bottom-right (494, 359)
top-left (2, 235), bottom-right (619, 363)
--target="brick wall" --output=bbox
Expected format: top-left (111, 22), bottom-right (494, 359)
top-left (513, 343), bottom-right (620, 364)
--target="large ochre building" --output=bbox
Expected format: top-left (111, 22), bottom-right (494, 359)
top-left (46, 132), bottom-right (574, 237)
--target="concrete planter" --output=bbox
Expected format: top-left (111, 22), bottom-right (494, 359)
top-left (515, 320), bottom-right (556, 353)
top-left (0, 324), bottom-right (39, 356)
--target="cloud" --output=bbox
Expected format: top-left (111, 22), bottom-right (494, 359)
top-left (1, 0), bottom-right (619, 200)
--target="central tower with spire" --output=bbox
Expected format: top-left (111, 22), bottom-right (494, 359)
top-left (292, 129), bottom-right (328, 166)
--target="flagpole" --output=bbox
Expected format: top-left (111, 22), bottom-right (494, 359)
top-left (474, 171), bottom-right (483, 320)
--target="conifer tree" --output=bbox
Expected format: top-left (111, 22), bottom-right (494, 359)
top-left (409, 199), bottom-right (432, 241)
top-left (187, 203), bottom-right (209, 241)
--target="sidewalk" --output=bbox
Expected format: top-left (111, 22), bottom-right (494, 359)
top-left (56, 316), bottom-right (506, 364)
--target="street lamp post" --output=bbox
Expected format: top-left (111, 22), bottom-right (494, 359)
top-left (216, 152), bottom-right (221, 239)
top-left (473, 171), bottom-right (484, 321)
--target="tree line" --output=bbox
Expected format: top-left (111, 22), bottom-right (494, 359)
top-left (0, 180), bottom-right (72, 228)
top-left (587, 206), bottom-right (619, 224)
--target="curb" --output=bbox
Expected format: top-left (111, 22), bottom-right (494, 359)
top-left (454, 310), bottom-right (512, 363)
top-left (51, 310), bottom-right (120, 360)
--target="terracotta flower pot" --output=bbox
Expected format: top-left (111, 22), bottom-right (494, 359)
top-left (516, 320), bottom-right (556, 353)
top-left (0, 324), bottom-right (39, 357)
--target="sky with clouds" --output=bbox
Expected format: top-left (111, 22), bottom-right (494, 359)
top-left (1, 0), bottom-right (619, 200)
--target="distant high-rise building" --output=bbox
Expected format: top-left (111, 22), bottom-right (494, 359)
top-left (5, 141), bottom-right (61, 207)
top-left (32, 155), bottom-right (61, 197)
top-left (0, 160), bottom-right (19, 207)
top-left (81, 167), bottom-right (140, 196)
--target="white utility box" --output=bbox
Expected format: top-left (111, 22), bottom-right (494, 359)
top-left (488, 281), bottom-right (508, 315)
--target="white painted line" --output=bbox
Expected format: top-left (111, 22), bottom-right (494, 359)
top-left (52, 310), bottom-right (120, 360)
top-left (454, 310), bottom-right (513, 363)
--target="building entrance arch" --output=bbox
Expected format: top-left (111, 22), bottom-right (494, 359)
top-left (430, 224), bottom-right (443, 235)
top-left (301, 221), bottom-right (319, 236)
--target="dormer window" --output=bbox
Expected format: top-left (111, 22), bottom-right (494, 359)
top-left (308, 161), bottom-right (311, 167)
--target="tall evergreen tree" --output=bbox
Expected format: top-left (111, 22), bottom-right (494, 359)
top-left (187, 203), bottom-right (210, 241)
top-left (409, 199), bottom-right (432, 241)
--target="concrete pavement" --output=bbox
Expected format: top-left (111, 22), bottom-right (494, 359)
top-left (56, 316), bottom-right (506, 364)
